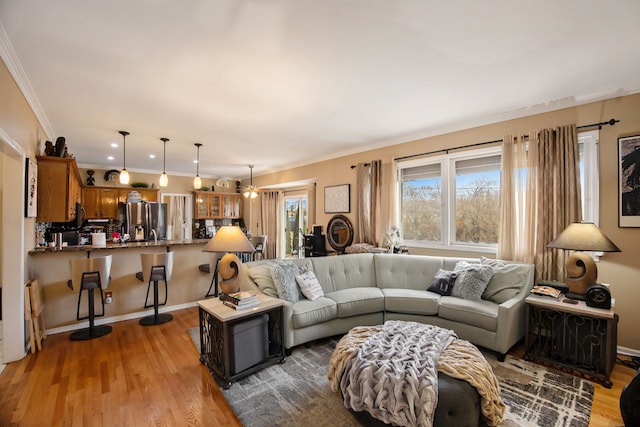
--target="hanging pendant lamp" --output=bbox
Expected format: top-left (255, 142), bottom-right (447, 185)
top-left (243, 164), bottom-right (258, 199)
top-left (118, 130), bottom-right (130, 184)
top-left (159, 137), bottom-right (169, 187)
top-left (193, 143), bottom-right (202, 189)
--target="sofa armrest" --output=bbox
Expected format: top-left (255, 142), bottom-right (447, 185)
top-left (494, 294), bottom-right (528, 354)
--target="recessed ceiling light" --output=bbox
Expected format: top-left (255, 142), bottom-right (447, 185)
top-left (107, 155), bottom-right (114, 160)
top-left (149, 154), bottom-right (156, 159)
top-left (111, 143), bottom-right (118, 148)
top-left (193, 159), bottom-right (198, 164)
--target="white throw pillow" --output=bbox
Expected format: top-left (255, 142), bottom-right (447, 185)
top-left (295, 270), bottom-right (324, 301)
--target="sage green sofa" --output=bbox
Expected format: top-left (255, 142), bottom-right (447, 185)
top-left (240, 253), bottom-right (535, 359)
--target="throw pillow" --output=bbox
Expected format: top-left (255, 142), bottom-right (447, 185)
top-left (244, 262), bottom-right (278, 298)
top-left (427, 269), bottom-right (457, 296)
top-left (270, 260), bottom-right (304, 302)
top-left (295, 270), bottom-right (324, 300)
top-left (480, 257), bottom-right (531, 304)
top-left (452, 261), bottom-right (493, 300)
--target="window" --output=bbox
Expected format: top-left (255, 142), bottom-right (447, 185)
top-left (398, 147), bottom-right (501, 252)
top-left (397, 130), bottom-right (598, 253)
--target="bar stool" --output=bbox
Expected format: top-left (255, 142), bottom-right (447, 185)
top-left (137, 251), bottom-right (174, 325)
top-left (251, 235), bottom-right (267, 261)
top-left (68, 255), bottom-right (112, 340)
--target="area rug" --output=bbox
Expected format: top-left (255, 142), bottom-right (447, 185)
top-left (188, 328), bottom-right (593, 427)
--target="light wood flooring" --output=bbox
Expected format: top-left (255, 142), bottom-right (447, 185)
top-left (0, 307), bottom-right (635, 426)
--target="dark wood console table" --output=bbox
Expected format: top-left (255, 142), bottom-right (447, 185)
top-left (197, 293), bottom-right (285, 388)
top-left (524, 294), bottom-right (617, 388)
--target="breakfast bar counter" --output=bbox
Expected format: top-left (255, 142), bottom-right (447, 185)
top-left (28, 239), bottom-right (217, 333)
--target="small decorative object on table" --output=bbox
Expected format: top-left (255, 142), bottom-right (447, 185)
top-left (383, 225), bottom-right (402, 253)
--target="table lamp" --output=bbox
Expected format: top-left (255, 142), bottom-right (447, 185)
top-left (202, 226), bottom-right (255, 298)
top-left (547, 222), bottom-right (620, 300)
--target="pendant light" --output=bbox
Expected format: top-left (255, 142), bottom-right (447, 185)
top-left (159, 137), bottom-right (169, 187)
top-left (193, 143), bottom-right (202, 189)
top-left (243, 164), bottom-right (258, 199)
top-left (118, 130), bottom-right (130, 184)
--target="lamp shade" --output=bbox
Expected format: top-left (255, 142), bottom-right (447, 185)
top-left (547, 222), bottom-right (620, 252)
top-left (203, 226), bottom-right (255, 253)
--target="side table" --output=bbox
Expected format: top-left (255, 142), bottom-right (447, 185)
top-left (524, 294), bottom-right (618, 388)
top-left (197, 293), bottom-right (285, 388)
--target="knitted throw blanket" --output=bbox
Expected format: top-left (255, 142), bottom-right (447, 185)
top-left (328, 321), bottom-right (505, 427)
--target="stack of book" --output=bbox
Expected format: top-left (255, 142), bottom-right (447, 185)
top-left (221, 291), bottom-right (259, 310)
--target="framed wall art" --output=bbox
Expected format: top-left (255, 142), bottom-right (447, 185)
top-left (25, 157), bottom-right (38, 218)
top-left (618, 134), bottom-right (640, 227)
top-left (324, 184), bottom-right (350, 213)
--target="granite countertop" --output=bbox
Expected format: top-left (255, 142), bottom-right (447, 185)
top-left (28, 239), bottom-right (210, 255)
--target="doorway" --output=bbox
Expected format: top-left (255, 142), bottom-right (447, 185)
top-left (283, 195), bottom-right (308, 259)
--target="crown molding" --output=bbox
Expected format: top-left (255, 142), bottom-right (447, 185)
top-left (0, 20), bottom-right (54, 140)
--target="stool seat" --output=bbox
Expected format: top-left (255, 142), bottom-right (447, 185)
top-left (139, 252), bottom-right (174, 326)
top-left (68, 255), bottom-right (113, 340)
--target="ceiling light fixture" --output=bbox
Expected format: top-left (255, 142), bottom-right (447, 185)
top-left (159, 137), bottom-right (169, 187)
top-left (193, 143), bottom-right (203, 189)
top-left (243, 164), bottom-right (258, 199)
top-left (118, 130), bottom-right (130, 184)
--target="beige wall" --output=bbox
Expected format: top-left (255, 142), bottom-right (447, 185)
top-left (249, 94), bottom-right (640, 352)
top-left (1, 57), bottom-right (47, 361)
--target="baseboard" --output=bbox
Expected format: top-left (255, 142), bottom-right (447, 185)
top-left (45, 301), bottom-right (198, 336)
top-left (618, 346), bottom-right (640, 358)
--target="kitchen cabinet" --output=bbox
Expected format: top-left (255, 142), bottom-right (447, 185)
top-left (194, 192), bottom-right (240, 219)
top-left (83, 187), bottom-right (158, 219)
top-left (36, 156), bottom-right (82, 222)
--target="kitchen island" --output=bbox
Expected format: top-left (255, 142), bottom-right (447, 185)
top-left (28, 239), bottom-right (218, 333)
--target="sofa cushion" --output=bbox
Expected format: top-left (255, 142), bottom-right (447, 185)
top-left (325, 287), bottom-right (385, 318)
top-left (311, 253), bottom-right (377, 293)
top-left (438, 296), bottom-right (499, 331)
top-left (452, 261), bottom-right (493, 301)
top-left (374, 253), bottom-right (443, 290)
top-left (296, 270), bottom-right (324, 301)
top-left (480, 257), bottom-right (531, 304)
top-left (291, 297), bottom-right (338, 329)
top-left (427, 269), bottom-right (458, 296)
top-left (382, 288), bottom-right (440, 315)
top-left (271, 260), bottom-right (304, 302)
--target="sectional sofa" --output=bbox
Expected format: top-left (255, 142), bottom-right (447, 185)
top-left (239, 253), bottom-right (535, 360)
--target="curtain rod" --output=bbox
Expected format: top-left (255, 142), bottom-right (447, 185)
top-left (391, 118), bottom-right (619, 163)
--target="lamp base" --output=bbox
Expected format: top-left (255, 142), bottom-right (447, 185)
top-left (564, 290), bottom-right (587, 301)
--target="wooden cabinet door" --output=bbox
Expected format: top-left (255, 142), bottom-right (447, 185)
top-left (221, 194), bottom-right (242, 218)
top-left (82, 187), bottom-right (101, 218)
top-left (138, 189), bottom-right (159, 202)
top-left (210, 194), bottom-right (221, 218)
top-left (194, 192), bottom-right (210, 219)
top-left (37, 156), bottom-right (81, 222)
top-left (100, 188), bottom-right (119, 218)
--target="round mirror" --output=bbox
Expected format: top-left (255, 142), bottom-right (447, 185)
top-left (327, 215), bottom-right (354, 253)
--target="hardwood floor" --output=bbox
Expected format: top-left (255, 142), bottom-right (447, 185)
top-left (0, 307), bottom-right (634, 426)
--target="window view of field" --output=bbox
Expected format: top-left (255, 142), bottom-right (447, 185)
top-left (401, 158), bottom-right (500, 246)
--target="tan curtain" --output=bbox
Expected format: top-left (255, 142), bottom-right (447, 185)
top-left (535, 125), bottom-right (582, 281)
top-left (381, 159), bottom-right (398, 238)
top-left (497, 132), bottom-right (537, 263)
top-left (354, 160), bottom-right (383, 246)
top-left (260, 191), bottom-right (280, 259)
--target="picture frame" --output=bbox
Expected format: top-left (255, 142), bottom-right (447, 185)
top-left (25, 157), bottom-right (38, 218)
top-left (618, 135), bottom-right (640, 227)
top-left (324, 184), bottom-right (350, 213)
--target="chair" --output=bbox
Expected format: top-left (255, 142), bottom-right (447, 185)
top-left (251, 235), bottom-right (267, 261)
top-left (68, 255), bottom-right (112, 340)
top-left (137, 251), bottom-right (174, 325)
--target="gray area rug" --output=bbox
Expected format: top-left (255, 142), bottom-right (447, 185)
top-left (188, 328), bottom-right (593, 427)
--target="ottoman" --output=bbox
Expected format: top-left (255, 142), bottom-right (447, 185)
top-left (328, 321), bottom-right (504, 427)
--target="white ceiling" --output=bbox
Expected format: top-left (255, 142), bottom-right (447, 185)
top-left (1, 1), bottom-right (640, 181)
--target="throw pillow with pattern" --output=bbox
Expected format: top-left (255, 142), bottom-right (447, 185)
top-left (270, 260), bottom-right (304, 302)
top-left (452, 261), bottom-right (493, 300)
top-left (427, 269), bottom-right (457, 296)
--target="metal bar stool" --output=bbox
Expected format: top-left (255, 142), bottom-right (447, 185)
top-left (137, 251), bottom-right (174, 325)
top-left (68, 255), bottom-right (112, 340)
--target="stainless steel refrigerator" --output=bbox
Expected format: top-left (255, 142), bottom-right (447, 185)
top-left (118, 202), bottom-right (167, 241)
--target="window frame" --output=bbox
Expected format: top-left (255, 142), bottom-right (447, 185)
top-left (397, 145), bottom-right (502, 253)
